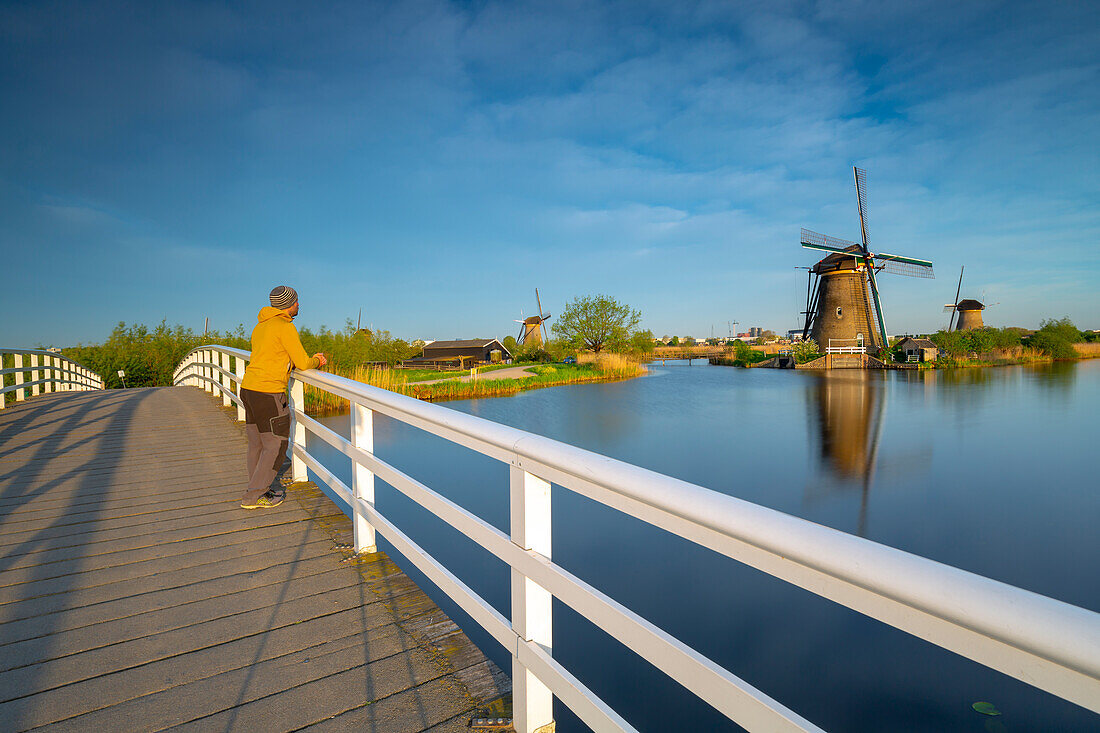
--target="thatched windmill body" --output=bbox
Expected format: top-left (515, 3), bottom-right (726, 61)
top-left (515, 289), bottom-right (552, 348)
top-left (944, 266), bottom-right (994, 330)
top-left (801, 168), bottom-right (935, 354)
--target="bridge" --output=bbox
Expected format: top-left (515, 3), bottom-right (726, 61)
top-left (2, 345), bottom-right (1099, 732)
top-left (645, 347), bottom-right (727, 364)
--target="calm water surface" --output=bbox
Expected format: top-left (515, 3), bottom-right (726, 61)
top-left (309, 359), bottom-right (1100, 732)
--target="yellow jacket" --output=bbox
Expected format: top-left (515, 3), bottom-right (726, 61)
top-left (241, 307), bottom-right (320, 393)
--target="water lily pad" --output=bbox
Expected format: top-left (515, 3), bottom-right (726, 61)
top-left (972, 701), bottom-right (1001, 716)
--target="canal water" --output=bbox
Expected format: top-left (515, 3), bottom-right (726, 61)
top-left (307, 359), bottom-right (1100, 732)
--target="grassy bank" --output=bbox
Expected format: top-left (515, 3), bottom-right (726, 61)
top-left (932, 346), bottom-right (1051, 368)
top-left (303, 353), bottom-right (646, 414)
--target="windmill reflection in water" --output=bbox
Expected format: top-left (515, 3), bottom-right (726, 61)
top-left (805, 371), bottom-right (929, 537)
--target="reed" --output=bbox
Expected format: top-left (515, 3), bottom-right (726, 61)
top-left (936, 346), bottom-right (1050, 368)
top-left (1073, 342), bottom-right (1100, 358)
top-left (303, 365), bottom-right (408, 414)
top-left (575, 352), bottom-right (648, 378)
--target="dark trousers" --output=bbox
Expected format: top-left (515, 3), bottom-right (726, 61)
top-left (241, 388), bottom-right (291, 501)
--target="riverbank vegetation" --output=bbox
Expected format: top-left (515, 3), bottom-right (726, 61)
top-left (926, 318), bottom-right (1095, 367)
top-left (302, 352), bottom-right (646, 414)
top-left (59, 319), bottom-right (422, 389)
top-left (707, 340), bottom-right (774, 367)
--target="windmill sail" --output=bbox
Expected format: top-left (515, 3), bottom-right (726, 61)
top-left (948, 266), bottom-right (964, 330)
top-left (801, 229), bottom-right (862, 255)
top-left (855, 167), bottom-right (870, 248)
top-left (876, 256), bottom-right (935, 279)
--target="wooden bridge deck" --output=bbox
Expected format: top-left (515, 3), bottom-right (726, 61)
top-left (0, 387), bottom-right (509, 732)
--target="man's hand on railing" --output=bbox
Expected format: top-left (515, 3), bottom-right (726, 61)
top-left (314, 353), bottom-right (328, 368)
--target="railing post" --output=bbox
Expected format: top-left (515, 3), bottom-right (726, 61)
top-left (218, 351), bottom-right (231, 407)
top-left (289, 378), bottom-right (307, 482)
top-left (510, 465), bottom-right (555, 733)
top-left (50, 356), bottom-right (58, 392)
top-left (0, 352), bottom-right (6, 410)
top-left (204, 349), bottom-right (213, 393)
top-left (351, 401), bottom-right (376, 553)
top-left (30, 354), bottom-right (40, 397)
top-left (14, 353), bottom-right (24, 401)
top-left (234, 355), bottom-right (246, 421)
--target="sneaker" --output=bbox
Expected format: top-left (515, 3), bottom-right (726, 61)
top-left (241, 490), bottom-right (285, 509)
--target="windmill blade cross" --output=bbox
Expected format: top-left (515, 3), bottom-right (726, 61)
top-left (535, 288), bottom-right (544, 318)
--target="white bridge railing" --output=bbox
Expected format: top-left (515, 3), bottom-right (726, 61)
top-left (1, 348), bottom-right (103, 407)
top-left (825, 339), bottom-right (867, 355)
top-left (173, 345), bottom-right (1100, 733)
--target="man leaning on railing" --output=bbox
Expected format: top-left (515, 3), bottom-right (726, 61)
top-left (238, 285), bottom-right (327, 509)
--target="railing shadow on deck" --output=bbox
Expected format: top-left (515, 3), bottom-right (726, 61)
top-left (0, 388), bottom-right (155, 730)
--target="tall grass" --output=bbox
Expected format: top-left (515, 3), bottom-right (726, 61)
top-left (575, 352), bottom-right (648, 378)
top-left (936, 346), bottom-right (1050, 368)
top-left (1074, 342), bottom-right (1100, 358)
top-left (303, 365), bottom-right (406, 413)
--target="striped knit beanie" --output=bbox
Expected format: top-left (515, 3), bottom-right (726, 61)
top-left (269, 285), bottom-right (298, 310)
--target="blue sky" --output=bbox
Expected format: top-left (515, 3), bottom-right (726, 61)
top-left (2, 0), bottom-right (1098, 346)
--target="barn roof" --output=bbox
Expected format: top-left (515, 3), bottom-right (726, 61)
top-left (425, 339), bottom-right (502, 349)
top-left (896, 337), bottom-right (937, 349)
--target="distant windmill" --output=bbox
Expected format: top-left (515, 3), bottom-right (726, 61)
top-left (943, 266), bottom-right (997, 330)
top-left (515, 289), bottom-right (552, 347)
top-left (800, 167), bottom-right (935, 354)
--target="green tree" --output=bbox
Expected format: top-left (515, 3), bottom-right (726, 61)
top-left (1028, 317), bottom-right (1079, 359)
top-left (792, 338), bottom-right (820, 363)
top-left (629, 329), bottom-right (656, 356)
top-left (502, 335), bottom-right (518, 354)
top-left (553, 294), bottom-right (641, 354)
top-left (730, 340), bottom-right (753, 363)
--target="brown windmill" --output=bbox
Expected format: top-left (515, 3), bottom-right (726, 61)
top-left (800, 168), bottom-right (935, 354)
top-left (515, 289), bottom-right (552, 348)
top-left (943, 266), bottom-right (996, 330)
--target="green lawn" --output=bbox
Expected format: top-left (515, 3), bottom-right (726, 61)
top-left (401, 362), bottom-right (531, 382)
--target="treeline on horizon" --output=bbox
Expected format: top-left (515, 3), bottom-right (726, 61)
top-left (59, 320), bottom-right (423, 390)
top-left (55, 316), bottom-right (1094, 390)
top-left (58, 319), bottom-right (657, 390)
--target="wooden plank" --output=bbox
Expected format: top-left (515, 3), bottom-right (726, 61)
top-left (0, 387), bottom-right (512, 732)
